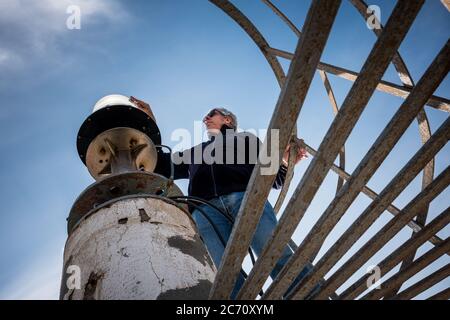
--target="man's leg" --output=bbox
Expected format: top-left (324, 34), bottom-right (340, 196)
top-left (224, 192), bottom-right (311, 297)
top-left (191, 199), bottom-right (245, 299)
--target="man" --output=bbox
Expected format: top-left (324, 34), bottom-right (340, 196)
top-left (131, 97), bottom-right (309, 299)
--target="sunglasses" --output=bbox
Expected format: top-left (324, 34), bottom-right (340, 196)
top-left (204, 108), bottom-right (231, 119)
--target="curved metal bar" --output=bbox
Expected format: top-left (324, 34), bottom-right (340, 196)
top-left (262, 0), bottom-right (436, 214)
top-left (250, 1), bottom-right (425, 300)
top-left (210, 0), bottom-right (448, 301)
top-left (260, 0), bottom-right (301, 37)
top-left (209, 0), bottom-right (285, 88)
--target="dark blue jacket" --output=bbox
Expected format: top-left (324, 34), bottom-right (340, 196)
top-left (154, 126), bottom-right (288, 200)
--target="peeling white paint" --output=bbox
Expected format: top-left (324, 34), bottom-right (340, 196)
top-left (61, 197), bottom-right (216, 300)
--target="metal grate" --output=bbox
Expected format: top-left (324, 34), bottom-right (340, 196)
top-left (208, 0), bottom-right (449, 300)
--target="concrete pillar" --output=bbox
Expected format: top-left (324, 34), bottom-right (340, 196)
top-left (61, 196), bottom-right (216, 300)
top-left (61, 95), bottom-right (216, 300)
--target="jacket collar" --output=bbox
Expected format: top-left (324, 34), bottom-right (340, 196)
top-left (208, 124), bottom-right (234, 141)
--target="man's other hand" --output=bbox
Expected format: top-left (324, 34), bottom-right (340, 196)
top-left (282, 138), bottom-right (308, 166)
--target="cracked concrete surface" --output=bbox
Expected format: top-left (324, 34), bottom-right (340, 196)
top-left (61, 197), bottom-right (216, 299)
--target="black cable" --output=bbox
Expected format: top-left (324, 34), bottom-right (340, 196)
top-left (178, 201), bottom-right (250, 280)
top-left (170, 196), bottom-right (259, 269)
top-left (169, 196), bottom-right (234, 222)
top-left (171, 196), bottom-right (264, 297)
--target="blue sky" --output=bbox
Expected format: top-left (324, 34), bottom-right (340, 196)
top-left (0, 0), bottom-right (448, 299)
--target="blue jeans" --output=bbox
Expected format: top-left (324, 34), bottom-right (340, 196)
top-left (191, 191), bottom-right (310, 299)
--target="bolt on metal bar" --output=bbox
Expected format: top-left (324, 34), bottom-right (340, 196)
top-left (266, 47), bottom-right (450, 113)
top-left (361, 237), bottom-right (450, 300)
top-left (312, 168), bottom-right (450, 300)
top-left (244, 0), bottom-right (425, 300)
top-left (288, 116), bottom-right (449, 300)
top-left (208, 0), bottom-right (342, 300)
top-left (339, 206), bottom-right (450, 300)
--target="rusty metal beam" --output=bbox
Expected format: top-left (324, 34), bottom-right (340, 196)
top-left (284, 41), bottom-right (450, 299)
top-left (361, 237), bottom-right (450, 300)
top-left (339, 207), bottom-right (450, 300)
top-left (238, 0), bottom-right (424, 300)
top-left (312, 169), bottom-right (450, 300)
top-left (262, 0), bottom-right (346, 198)
top-left (273, 136), bottom-right (297, 214)
top-left (288, 116), bottom-right (449, 300)
top-left (266, 47), bottom-right (450, 113)
top-left (208, 0), bottom-right (342, 300)
top-left (262, 1), bottom-right (431, 299)
top-left (391, 263), bottom-right (450, 300)
top-left (208, 0), bottom-right (300, 218)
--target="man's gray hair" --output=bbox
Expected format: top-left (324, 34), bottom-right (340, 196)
top-left (214, 107), bottom-right (238, 130)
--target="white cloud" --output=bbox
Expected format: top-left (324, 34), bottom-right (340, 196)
top-left (0, 0), bottom-right (128, 70)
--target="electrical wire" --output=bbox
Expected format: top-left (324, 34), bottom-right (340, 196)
top-left (176, 201), bottom-right (250, 280)
top-left (170, 195), bottom-right (264, 297)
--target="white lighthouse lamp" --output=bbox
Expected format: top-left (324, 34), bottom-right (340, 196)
top-left (76, 94), bottom-right (162, 180)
